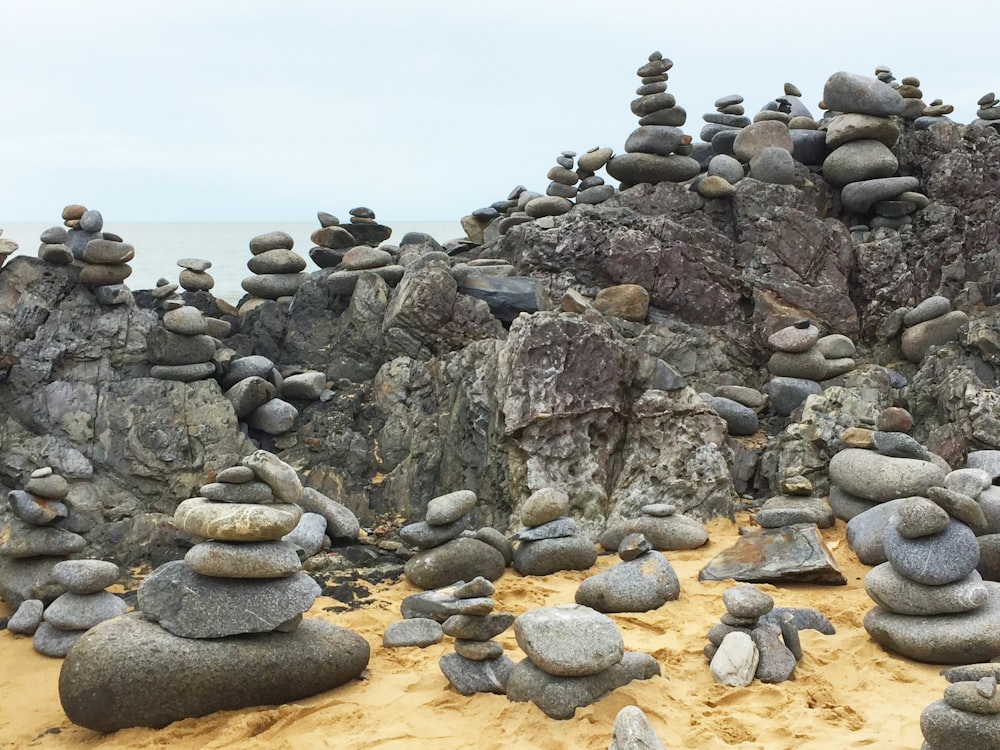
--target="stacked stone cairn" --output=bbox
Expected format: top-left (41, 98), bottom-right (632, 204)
top-left (309, 211), bottom-right (356, 269)
top-left (0, 229), bottom-right (17, 268)
top-left (1, 467), bottom-right (85, 612)
top-left (696, 94), bottom-right (747, 198)
top-left (511, 487), bottom-right (598, 576)
top-left (763, 83), bottom-right (830, 168)
top-left (323, 241), bottom-right (403, 299)
top-left (764, 320), bottom-right (856, 416)
top-left (897, 295), bottom-right (970, 363)
top-left (438, 576), bottom-right (516, 695)
top-left (575, 532), bottom-right (680, 613)
top-left (820, 71), bottom-right (930, 231)
top-left (401, 490), bottom-right (508, 590)
top-left (177, 257), bottom-right (215, 293)
top-left (35, 205), bottom-right (135, 294)
top-left (755, 473), bottom-right (835, 530)
top-left (598, 502), bottom-right (709, 553)
top-left (921, 663), bottom-right (1000, 748)
top-left (220, 354), bottom-right (299, 438)
top-left (606, 52), bottom-right (700, 188)
top-left (706, 584), bottom-right (823, 686)
top-left (523, 151), bottom-right (578, 219)
top-left (506, 603), bottom-right (660, 719)
top-left (146, 300), bottom-right (220, 383)
top-left (968, 449), bottom-right (1000, 581)
top-left (240, 231), bottom-right (309, 307)
top-left (33, 560), bottom-right (126, 657)
top-left (343, 206), bottom-right (392, 247)
top-left (973, 92), bottom-right (1000, 132)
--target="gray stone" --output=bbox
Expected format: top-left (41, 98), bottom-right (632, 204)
top-left (24, 472), bottom-right (69, 500)
top-left (7, 490), bottom-right (68, 525)
top-left (33, 621), bottom-right (84, 657)
top-left (823, 71), bottom-right (905, 117)
top-left (598, 514), bottom-right (708, 552)
top-left (382, 617), bottom-right (443, 648)
top-left (297, 487), bottom-right (360, 542)
top-left (768, 323), bottom-right (820, 353)
top-left (840, 176), bottom-right (920, 214)
top-left (979, 535), bottom-right (1000, 581)
top-left (200, 481), bottom-right (275, 503)
top-left (59, 613), bottom-right (369, 731)
top-left (8, 599), bottom-right (44, 635)
top-left (282, 512), bottom-right (327, 558)
top-left (946, 469), bottom-right (993, 499)
top-left (895, 496), bottom-right (951, 538)
top-left (901, 311), bottom-right (970, 362)
top-left (980, 489), bottom-right (1000, 535)
top-left (761, 607), bottom-right (836, 635)
top-left (150, 363), bottom-right (217, 382)
top-left (247, 248), bottom-right (307, 275)
top-left (904, 295), bottom-right (952, 326)
top-left (162, 306), bottom-right (207, 335)
top-left (279, 371), bottom-right (326, 400)
top-left (138, 560), bottom-right (320, 638)
top-left (439, 652), bottom-right (514, 695)
top-left (520, 487), bottom-right (569, 527)
top-left (443, 613), bottom-right (515, 641)
top-left (524, 196), bottom-right (573, 218)
top-left (0, 519), bottom-right (86, 558)
top-left (185, 540), bottom-right (302, 578)
top-left (608, 705), bottom-right (668, 750)
top-left (825, 113), bottom-right (901, 148)
top-left (872, 431), bottom-right (931, 461)
top-left (222, 355), bottom-right (276, 388)
top-left (224, 376), bottom-right (275, 419)
top-left (828, 485), bottom-right (878, 521)
top-left (944, 680), bottom-right (1000, 714)
top-left (707, 154), bottom-right (745, 184)
top-left (943, 664), bottom-right (1000, 683)
top-left (513, 517), bottom-right (578, 542)
top-left (723, 584), bottom-right (774, 619)
top-left (733, 121), bottom-right (793, 162)
top-left (710, 631), bottom-right (759, 686)
top-left (749, 146), bottom-right (795, 184)
top-left (174, 498), bottom-right (302, 542)
top-left (884, 519), bottom-right (980, 585)
top-left (43, 591), bottom-right (127, 630)
top-left (574, 552), bottom-right (680, 613)
top-left (865, 563), bottom-right (988, 615)
top-left (241, 272), bottom-right (309, 300)
top-left (828, 449), bottom-right (945, 502)
top-left (513, 535), bottom-right (597, 576)
top-left (400, 515), bottom-right (473, 550)
top-left (751, 622), bottom-right (797, 683)
top-left (699, 524), bottom-right (846, 585)
top-left (515, 604), bottom-right (624, 677)
top-left (473, 527), bottom-right (514, 566)
top-left (52, 560), bottom-right (119, 594)
top-left (624, 126), bottom-right (685, 156)
top-left (0, 557), bottom-right (62, 609)
top-left (404, 537), bottom-right (506, 590)
top-left (815, 334), bottom-right (857, 359)
top-left (145, 329), bottom-right (218, 366)
top-left (821, 139), bottom-right (899, 186)
top-left (248, 398), bottom-right (298, 435)
top-left (765, 376), bottom-right (822, 416)
top-left (241, 449), bottom-right (303, 503)
top-left (249, 231), bottom-right (294, 254)
top-left (426, 490), bottom-right (477, 526)
top-left (618, 533), bottom-right (652, 561)
top-left (845, 497), bottom-right (910, 564)
top-left (755, 496), bottom-right (835, 529)
top-left (449, 575), bottom-right (495, 599)
top-left (454, 639), bottom-right (504, 660)
top-left (967, 451), bottom-right (1000, 481)
top-left (705, 395), bottom-right (759, 436)
top-left (927, 486), bottom-right (989, 534)
top-left (606, 153), bottom-right (701, 186)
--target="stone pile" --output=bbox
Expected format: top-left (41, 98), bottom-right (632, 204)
top-left (309, 211), bottom-right (357, 269)
top-left (755, 474), bottom-right (835, 530)
top-left (0, 229), bottom-right (17, 268)
top-left (438, 576), bottom-right (516, 695)
top-left (575, 147), bottom-right (615, 205)
top-left (342, 206), bottom-right (392, 248)
top-left (177, 257), bottom-right (215, 293)
top-left (821, 71), bottom-right (930, 230)
top-left (598, 502), bottom-right (709, 552)
top-left (973, 92), bottom-right (1000, 132)
top-left (706, 584), bottom-right (816, 686)
top-left (921, 663), bottom-right (1000, 749)
top-left (699, 93), bottom-right (749, 163)
top-left (575, 532), bottom-right (680, 613)
top-left (1, 467), bottom-right (85, 609)
top-left (58, 449), bottom-right (371, 731)
top-left (146, 301), bottom-right (219, 382)
top-left (607, 51), bottom-right (700, 188)
top-left (322, 242), bottom-right (404, 298)
top-left (728, 111), bottom-right (797, 186)
top-left (36, 206), bottom-right (135, 290)
top-left (762, 83), bottom-right (830, 167)
top-left (527, 151), bottom-right (579, 219)
top-left (401, 490), bottom-right (508, 590)
top-left (240, 231), bottom-right (309, 305)
top-left (898, 295), bottom-right (969, 363)
top-left (220, 354), bottom-right (299, 437)
top-left (511, 487), bottom-right (598, 576)
top-left (765, 320), bottom-right (856, 394)
top-left (506, 603), bottom-right (660, 719)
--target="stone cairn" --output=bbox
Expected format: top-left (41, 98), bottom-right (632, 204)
top-left (309, 211), bottom-right (356, 268)
top-left (147, 301), bottom-right (220, 383)
top-left (897, 294), bottom-right (970, 364)
top-left (575, 532), bottom-right (680, 613)
top-left (706, 584), bottom-right (829, 686)
top-left (754, 473), bottom-right (836, 531)
top-left (37, 205), bottom-right (135, 296)
top-left (522, 151), bottom-right (579, 220)
top-left (401, 490), bottom-right (509, 590)
top-left (764, 320), bottom-right (857, 416)
top-left (973, 91), bottom-right (1000, 132)
top-left (696, 94), bottom-right (746, 198)
top-left (0, 228), bottom-right (16, 268)
top-left (820, 71), bottom-right (930, 232)
top-left (324, 242), bottom-right (403, 298)
top-left (240, 231), bottom-right (309, 307)
top-left (1, 467), bottom-right (85, 611)
top-left (511, 487), bottom-right (598, 576)
top-left (598, 502), bottom-right (709, 553)
top-left (177, 257), bottom-right (215, 293)
top-left (875, 65), bottom-right (955, 128)
top-left (606, 51), bottom-right (700, 188)
top-left (438, 576), bottom-right (516, 695)
top-left (921, 663), bottom-right (1000, 748)
top-left (506, 603), bottom-right (660, 719)
top-left (219, 354), bottom-right (321, 441)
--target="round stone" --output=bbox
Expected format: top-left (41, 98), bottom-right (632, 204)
top-left (828, 448), bottom-right (946, 502)
top-left (52, 560), bottom-right (120, 594)
top-left (520, 488), bottom-right (570, 528)
top-left (723, 584), bottom-right (774, 619)
top-left (768, 324), bottom-right (820, 354)
top-left (249, 231), bottom-right (294, 254)
top-left (749, 146), bottom-right (795, 184)
top-left (894, 496), bottom-right (951, 538)
top-left (426, 490), bottom-right (477, 526)
top-left (865, 563), bottom-right (988, 616)
top-left (514, 604), bottom-right (624, 677)
top-left (43, 591), bottom-right (127, 630)
top-left (79, 210), bottom-right (104, 233)
top-left (247, 249), bottom-right (307, 275)
top-left (162, 306), bottom-right (208, 335)
top-left (883, 519), bottom-right (980, 586)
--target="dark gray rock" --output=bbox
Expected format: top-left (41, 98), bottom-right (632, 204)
top-left (760, 606), bottom-right (836, 634)
top-left (927, 486), bottom-right (990, 534)
top-left (514, 604), bottom-right (624, 677)
top-left (872, 431), bottom-right (931, 461)
top-left (297, 487), bottom-right (359, 542)
top-left (894, 496), bottom-right (951, 538)
top-left (382, 617), bottom-right (443, 648)
top-left (439, 652), bottom-right (514, 695)
top-left (443, 612), bottom-right (515, 641)
top-left (705, 395), bottom-right (760, 436)
top-left (921, 700), bottom-right (1000, 749)
top-left (7, 489), bottom-right (68, 525)
top-left (883, 519), bottom-right (980, 586)
top-left (403, 537), bottom-right (506, 590)
top-left (457, 276), bottom-right (547, 326)
top-left (513, 536), bottom-right (597, 576)
top-left (574, 552), bottom-right (680, 613)
top-left (765, 377), bottom-right (822, 417)
top-left (751, 622), bottom-right (797, 683)
top-left (474, 527), bottom-right (514, 566)
top-left (828, 485), bottom-right (878, 521)
top-left (823, 72), bottom-right (905, 117)
top-left (282, 512), bottom-right (327, 558)
top-left (7, 598), bottom-right (44, 634)
top-left (755, 496), bottom-right (835, 529)
top-left (865, 563), bottom-right (988, 615)
top-left (598, 514), bottom-right (708, 552)
top-left (43, 591), bottom-right (127, 630)
top-left (723, 584), bottom-right (774, 619)
top-left (59, 613), bottom-right (370, 731)
top-left (846, 497), bottom-right (910, 565)
top-left (512, 517), bottom-right (578, 542)
top-left (0, 519), bottom-right (86, 558)
top-left (33, 621), bottom-right (84, 657)
top-left (401, 584), bottom-right (499, 623)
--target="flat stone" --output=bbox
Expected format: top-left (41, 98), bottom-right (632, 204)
top-left (443, 612), bottom-right (515, 641)
top-left (34, 622), bottom-right (84, 657)
top-left (454, 639), bottom-right (504, 660)
top-left (7, 490), bottom-right (68, 525)
top-left (606, 153), bottom-right (701, 186)
top-left (928, 486), bottom-right (989, 534)
top-left (199, 481), bottom-right (275, 504)
top-left (944, 680), bottom-right (1000, 714)
top-left (241, 449), bottom-right (303, 503)
top-left (220, 355), bottom-right (276, 388)
top-left (0, 520), bottom-right (86, 558)
top-left (883, 519), bottom-right (980, 586)
top-left (297, 487), bottom-right (360, 542)
top-left (513, 535), bottom-right (597, 576)
top-left (765, 376), bottom-right (822, 416)
top-left (241, 272), bottom-right (309, 300)
top-left (514, 604), bottom-right (623, 677)
top-left (574, 552), bottom-right (680, 613)
top-left (599, 514), bottom-right (709, 552)
top-left (768, 323), bottom-right (820, 353)
top-left (399, 515), bottom-right (473, 550)
top-left (247, 248), bottom-right (307, 275)
top-left (840, 176), bottom-right (921, 214)
top-left (523, 196), bottom-right (573, 218)
top-left (865, 563), bottom-right (988, 615)
top-left (59, 613), bottom-right (369, 731)
top-left (52, 560), bottom-right (119, 594)
top-left (872, 431), bottom-right (931, 461)
top-left (755, 496), bottom-right (835, 528)
top-left (174, 498), bottom-right (302, 542)
top-left (513, 517), bottom-right (578, 542)
top-left (724, 584), bottom-right (775, 619)
top-left (823, 71), bottom-right (905, 116)
top-left (699, 523), bottom-right (846, 585)
top-left (185, 540), bottom-right (302, 578)
top-left (828, 449), bottom-right (945, 502)
top-left (382, 618), bottom-right (444, 648)
top-left (767, 348), bottom-right (831, 380)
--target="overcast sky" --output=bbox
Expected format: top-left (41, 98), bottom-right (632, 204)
top-left (1, 1), bottom-right (992, 223)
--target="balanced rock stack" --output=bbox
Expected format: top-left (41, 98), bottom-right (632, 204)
top-left (401, 490), bottom-right (508, 590)
top-left (706, 584), bottom-right (808, 686)
top-left (523, 152), bottom-right (578, 219)
top-left (898, 295), bottom-right (969, 363)
top-left (575, 532), bottom-right (681, 613)
top-left (28, 560), bottom-right (126, 658)
top-left (1, 467), bottom-right (85, 609)
top-left (765, 83), bottom-right (830, 167)
top-left (755, 474), bottom-right (835, 530)
top-left (973, 92), bottom-right (1000, 132)
top-left (821, 71), bottom-right (929, 230)
top-left (146, 301), bottom-right (219, 382)
top-left (177, 257), bottom-right (215, 293)
top-left (507, 603), bottom-right (660, 719)
top-left (606, 51), bottom-right (700, 188)
top-left (39, 206), bottom-right (135, 289)
top-left (0, 229), bottom-right (17, 268)
top-left (575, 147), bottom-right (615, 204)
top-left (309, 211), bottom-right (357, 269)
top-left (765, 320), bottom-right (856, 407)
top-left (696, 94), bottom-right (748, 198)
top-left (511, 487), bottom-right (598, 576)
top-left (241, 231), bottom-right (309, 304)
top-left (921, 663), bottom-right (1000, 749)
top-left (220, 354), bottom-right (298, 436)
top-left (598, 502), bottom-right (709, 552)
top-left (700, 94), bottom-right (749, 159)
top-left (861, 483), bottom-right (1000, 663)
top-left (342, 206), bottom-right (392, 247)
top-left (323, 242), bottom-right (404, 298)
top-left (438, 576), bottom-right (516, 695)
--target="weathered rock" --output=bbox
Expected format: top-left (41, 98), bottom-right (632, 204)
top-left (514, 604), bottom-right (624, 677)
top-left (404, 537), bottom-right (506, 590)
top-left (382, 617), bottom-right (444, 648)
top-left (699, 524), bottom-right (846, 585)
top-left (865, 563), bottom-right (988, 615)
top-left (513, 536), bottom-right (598, 576)
top-left (574, 552), bottom-right (680, 613)
top-left (439, 652), bottom-right (514, 695)
top-left (828, 449), bottom-right (945, 502)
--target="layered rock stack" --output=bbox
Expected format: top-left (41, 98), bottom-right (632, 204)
top-left (899, 295), bottom-right (970, 363)
top-left (506, 603), bottom-right (660, 719)
top-left (220, 354), bottom-right (299, 437)
top-left (700, 94), bottom-right (749, 161)
top-left (401, 490), bottom-right (508, 590)
top-left (731, 115), bottom-right (796, 186)
top-left (766, 83), bottom-right (830, 167)
top-left (1, 467), bottom-right (85, 609)
top-left (575, 147), bottom-right (615, 204)
top-left (438, 576), bottom-right (516, 695)
top-left (973, 92), bottom-right (1000, 132)
top-left (755, 474), bottom-right (835, 530)
top-left (821, 71), bottom-right (930, 230)
top-left (575, 532), bottom-right (680, 613)
top-left (147, 301), bottom-right (219, 382)
top-left (177, 257), bottom-right (215, 293)
top-left (524, 152), bottom-right (578, 219)
top-left (598, 502), bottom-right (709, 552)
top-left (241, 231), bottom-right (309, 305)
top-left (607, 51), bottom-right (700, 188)
top-left (342, 206), bottom-right (392, 247)
top-left (36, 205), bottom-right (135, 291)
top-left (765, 320), bottom-right (857, 401)
top-left (706, 584), bottom-right (805, 686)
top-left (309, 211), bottom-right (357, 269)
top-left (323, 243), bottom-right (404, 298)
top-left (861, 485), bottom-right (1000, 663)
top-left (921, 663), bottom-right (1000, 748)
top-left (511, 487), bottom-right (598, 576)
top-left (30, 559), bottom-right (126, 657)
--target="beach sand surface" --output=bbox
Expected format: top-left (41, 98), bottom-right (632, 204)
top-left (0, 517), bottom-right (947, 749)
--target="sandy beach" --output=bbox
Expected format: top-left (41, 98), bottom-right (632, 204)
top-left (0, 515), bottom-right (948, 750)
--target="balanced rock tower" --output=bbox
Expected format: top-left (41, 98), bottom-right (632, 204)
top-left (921, 663), bottom-right (1000, 748)
top-left (241, 231), bottom-right (309, 305)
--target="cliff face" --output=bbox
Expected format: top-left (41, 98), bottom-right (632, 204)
top-left (1, 122), bottom-right (999, 569)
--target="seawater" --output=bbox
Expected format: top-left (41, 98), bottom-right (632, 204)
top-left (0, 221), bottom-right (465, 303)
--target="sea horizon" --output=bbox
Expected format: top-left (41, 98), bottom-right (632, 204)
top-left (1, 220), bottom-right (466, 304)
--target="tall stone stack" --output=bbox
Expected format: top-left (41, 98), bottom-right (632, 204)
top-left (438, 576), bottom-right (516, 695)
top-left (241, 231), bottom-right (309, 304)
top-left (967, 450), bottom-right (1000, 582)
top-left (506, 603), bottom-right (660, 719)
top-left (821, 71), bottom-right (930, 230)
top-left (898, 295), bottom-right (970, 363)
top-left (701, 94), bottom-right (749, 160)
top-left (511, 487), bottom-right (598, 576)
top-left (401, 490), bottom-right (508, 590)
top-left (75, 211), bottom-right (135, 289)
top-left (1, 467), bottom-right (85, 609)
top-left (764, 321), bottom-right (857, 412)
top-left (575, 147), bottom-right (615, 205)
top-left (146, 301), bottom-right (219, 383)
top-left (606, 51), bottom-right (700, 188)
top-left (921, 664), bottom-right (1000, 749)
top-left (32, 560), bottom-right (127, 657)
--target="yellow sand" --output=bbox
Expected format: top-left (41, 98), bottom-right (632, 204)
top-left (0, 517), bottom-right (947, 749)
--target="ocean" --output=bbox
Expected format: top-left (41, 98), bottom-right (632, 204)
top-left (0, 221), bottom-right (465, 304)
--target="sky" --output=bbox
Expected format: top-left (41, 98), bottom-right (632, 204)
top-left (1, 1), bottom-right (994, 223)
